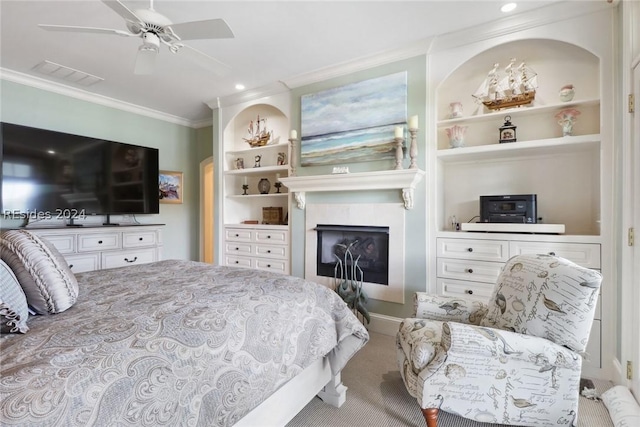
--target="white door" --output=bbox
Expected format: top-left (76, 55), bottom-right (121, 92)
top-left (200, 157), bottom-right (214, 264)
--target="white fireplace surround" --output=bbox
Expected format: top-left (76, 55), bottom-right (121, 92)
top-left (305, 203), bottom-right (405, 304)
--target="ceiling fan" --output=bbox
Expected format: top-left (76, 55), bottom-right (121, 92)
top-left (38, 0), bottom-right (234, 75)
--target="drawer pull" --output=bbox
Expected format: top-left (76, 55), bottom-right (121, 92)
top-left (466, 268), bottom-right (474, 274)
top-left (466, 290), bottom-right (474, 295)
top-left (548, 251), bottom-right (556, 256)
top-left (235, 261), bottom-right (239, 264)
top-left (267, 264), bottom-right (271, 268)
top-left (235, 234), bottom-right (239, 237)
top-left (467, 247), bottom-right (473, 252)
top-left (267, 250), bottom-right (271, 253)
top-left (235, 247), bottom-right (239, 250)
top-left (69, 264), bottom-right (74, 269)
top-left (98, 240), bottom-right (103, 244)
top-left (124, 257), bottom-right (138, 263)
top-left (139, 237), bottom-right (143, 241)
top-left (267, 235), bottom-right (271, 239)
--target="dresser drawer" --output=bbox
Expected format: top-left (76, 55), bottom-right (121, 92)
top-left (255, 230), bottom-right (288, 244)
top-left (225, 255), bottom-right (252, 268)
top-left (225, 243), bottom-right (252, 256)
top-left (255, 258), bottom-right (289, 273)
top-left (66, 254), bottom-right (99, 274)
top-left (437, 258), bottom-right (503, 283)
top-left (437, 238), bottom-right (509, 262)
top-left (122, 231), bottom-right (157, 248)
top-left (101, 247), bottom-right (155, 269)
top-left (509, 241), bottom-right (601, 268)
top-left (255, 244), bottom-right (288, 259)
top-left (38, 234), bottom-right (75, 254)
top-left (436, 277), bottom-right (495, 299)
top-left (225, 228), bottom-right (253, 242)
top-left (78, 234), bottom-right (120, 252)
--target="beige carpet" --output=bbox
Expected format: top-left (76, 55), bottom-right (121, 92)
top-left (288, 331), bottom-right (614, 427)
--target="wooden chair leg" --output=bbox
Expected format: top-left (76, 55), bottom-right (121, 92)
top-left (421, 408), bottom-right (438, 427)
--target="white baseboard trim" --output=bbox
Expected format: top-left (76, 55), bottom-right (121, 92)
top-left (368, 312), bottom-right (403, 336)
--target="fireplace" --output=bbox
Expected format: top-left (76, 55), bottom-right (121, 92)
top-left (305, 203), bottom-right (405, 304)
top-left (315, 224), bottom-right (389, 286)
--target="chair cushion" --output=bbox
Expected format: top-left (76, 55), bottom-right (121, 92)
top-left (397, 318), bottom-right (443, 374)
top-left (0, 260), bottom-right (29, 333)
top-left (0, 230), bottom-right (78, 314)
top-left (480, 254), bottom-right (602, 353)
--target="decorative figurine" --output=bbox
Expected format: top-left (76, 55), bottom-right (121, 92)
top-left (277, 152), bottom-right (287, 165)
top-left (254, 155), bottom-right (261, 168)
top-left (559, 84), bottom-right (575, 102)
top-left (449, 101), bottom-right (463, 118)
top-left (555, 108), bottom-right (581, 136)
top-left (499, 115), bottom-right (517, 144)
top-left (258, 178), bottom-right (271, 194)
top-left (235, 157), bottom-right (244, 169)
top-left (445, 125), bottom-right (467, 148)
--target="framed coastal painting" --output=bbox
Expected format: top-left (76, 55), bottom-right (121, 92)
top-left (159, 170), bottom-right (183, 204)
top-left (300, 71), bottom-right (407, 166)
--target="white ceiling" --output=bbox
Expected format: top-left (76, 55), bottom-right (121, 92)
top-left (0, 0), bottom-right (563, 126)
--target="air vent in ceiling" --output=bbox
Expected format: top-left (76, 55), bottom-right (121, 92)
top-left (32, 60), bottom-right (104, 87)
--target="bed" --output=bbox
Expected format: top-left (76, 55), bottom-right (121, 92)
top-left (0, 230), bottom-right (369, 427)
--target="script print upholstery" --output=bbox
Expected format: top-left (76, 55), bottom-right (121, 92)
top-left (0, 260), bottom-right (368, 426)
top-left (397, 254), bottom-right (601, 426)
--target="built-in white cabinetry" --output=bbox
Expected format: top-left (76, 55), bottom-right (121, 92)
top-left (428, 19), bottom-right (614, 380)
top-left (220, 100), bottom-right (292, 272)
top-left (29, 225), bottom-right (164, 273)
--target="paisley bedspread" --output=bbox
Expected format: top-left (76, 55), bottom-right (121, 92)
top-left (0, 260), bottom-right (369, 426)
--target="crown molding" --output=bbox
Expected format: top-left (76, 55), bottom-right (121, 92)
top-left (0, 68), bottom-right (198, 128)
top-left (282, 39), bottom-right (430, 89)
top-left (210, 81), bottom-right (290, 110)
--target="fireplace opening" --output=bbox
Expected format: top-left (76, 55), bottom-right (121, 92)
top-left (315, 224), bottom-right (389, 286)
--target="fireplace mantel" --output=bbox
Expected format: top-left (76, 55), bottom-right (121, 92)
top-left (279, 169), bottom-right (425, 210)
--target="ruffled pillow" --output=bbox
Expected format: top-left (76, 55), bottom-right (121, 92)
top-left (0, 260), bottom-right (29, 333)
top-left (1, 230), bottom-right (78, 314)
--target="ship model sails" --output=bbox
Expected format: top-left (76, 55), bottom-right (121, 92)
top-left (244, 115), bottom-right (272, 148)
top-left (473, 58), bottom-right (538, 110)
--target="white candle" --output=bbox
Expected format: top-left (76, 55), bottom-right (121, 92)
top-left (394, 126), bottom-right (403, 138)
top-left (289, 130), bottom-right (298, 139)
top-left (243, 176), bottom-right (247, 186)
top-left (276, 173), bottom-right (280, 181)
top-left (408, 115), bottom-right (419, 129)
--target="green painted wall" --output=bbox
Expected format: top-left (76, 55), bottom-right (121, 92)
top-left (289, 55), bottom-right (427, 319)
top-left (1, 79), bottom-right (210, 261)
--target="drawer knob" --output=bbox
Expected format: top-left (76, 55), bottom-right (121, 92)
top-left (235, 261), bottom-right (239, 264)
top-left (69, 264), bottom-right (74, 269)
top-left (139, 237), bottom-right (143, 241)
top-left (466, 268), bottom-right (474, 274)
top-left (466, 290), bottom-right (474, 295)
top-left (98, 240), bottom-right (103, 244)
top-left (267, 250), bottom-right (271, 253)
top-left (235, 234), bottom-right (239, 237)
top-left (267, 264), bottom-right (271, 268)
top-left (467, 247), bottom-right (473, 252)
top-left (235, 247), bottom-right (239, 250)
top-left (267, 235), bottom-right (271, 239)
top-left (124, 257), bottom-right (138, 263)
top-left (548, 251), bottom-right (556, 256)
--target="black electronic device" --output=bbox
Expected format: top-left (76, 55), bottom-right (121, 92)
top-left (480, 194), bottom-right (537, 224)
top-left (1, 122), bottom-right (160, 218)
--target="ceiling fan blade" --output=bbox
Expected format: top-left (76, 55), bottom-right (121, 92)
top-left (169, 19), bottom-right (234, 41)
top-left (177, 44), bottom-right (231, 76)
top-left (38, 24), bottom-right (133, 37)
top-left (134, 48), bottom-right (157, 75)
top-left (101, 0), bottom-right (144, 25)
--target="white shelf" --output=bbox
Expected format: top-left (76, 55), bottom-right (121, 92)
top-left (437, 98), bottom-right (600, 126)
top-left (227, 193), bottom-right (288, 199)
top-left (225, 165), bottom-right (289, 175)
top-left (436, 134), bottom-right (600, 163)
top-left (225, 140), bottom-right (288, 156)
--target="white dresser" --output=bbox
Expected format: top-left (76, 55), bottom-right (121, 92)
top-left (28, 225), bottom-right (164, 273)
top-left (436, 234), bottom-right (602, 368)
top-left (224, 225), bottom-right (290, 274)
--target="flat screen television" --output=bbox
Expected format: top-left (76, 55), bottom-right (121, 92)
top-left (1, 122), bottom-right (160, 221)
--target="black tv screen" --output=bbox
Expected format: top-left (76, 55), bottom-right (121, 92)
top-left (1, 122), bottom-right (159, 217)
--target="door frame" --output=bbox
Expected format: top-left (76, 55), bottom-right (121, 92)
top-left (199, 156), bottom-right (214, 263)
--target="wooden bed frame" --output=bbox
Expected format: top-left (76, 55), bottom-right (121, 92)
top-left (235, 356), bottom-right (347, 426)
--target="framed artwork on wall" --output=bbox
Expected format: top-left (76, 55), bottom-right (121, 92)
top-left (300, 71), bottom-right (408, 166)
top-left (159, 170), bottom-right (183, 204)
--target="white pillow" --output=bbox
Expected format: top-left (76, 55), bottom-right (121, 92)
top-left (0, 230), bottom-right (78, 314)
top-left (0, 259), bottom-right (29, 333)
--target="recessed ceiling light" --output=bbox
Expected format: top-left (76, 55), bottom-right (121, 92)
top-left (501, 3), bottom-right (517, 13)
top-left (235, 84), bottom-right (245, 90)
top-left (47, 150), bottom-right (55, 154)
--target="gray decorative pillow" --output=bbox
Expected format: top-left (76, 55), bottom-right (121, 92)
top-left (480, 254), bottom-right (602, 353)
top-left (0, 230), bottom-right (79, 314)
top-left (0, 260), bottom-right (29, 333)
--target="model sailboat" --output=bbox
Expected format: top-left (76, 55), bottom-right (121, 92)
top-left (473, 58), bottom-right (538, 110)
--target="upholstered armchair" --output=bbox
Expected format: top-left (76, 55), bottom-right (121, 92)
top-left (396, 254), bottom-right (602, 427)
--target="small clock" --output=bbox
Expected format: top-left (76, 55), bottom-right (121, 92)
top-left (499, 115), bottom-right (517, 144)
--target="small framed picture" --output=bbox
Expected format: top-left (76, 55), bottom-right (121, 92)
top-left (159, 170), bottom-right (183, 204)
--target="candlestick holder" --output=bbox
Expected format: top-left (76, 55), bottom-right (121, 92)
top-left (408, 128), bottom-right (418, 169)
top-left (394, 137), bottom-right (405, 170)
top-left (288, 137), bottom-right (298, 176)
top-left (242, 184), bottom-right (249, 195)
top-left (274, 181), bottom-right (282, 193)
